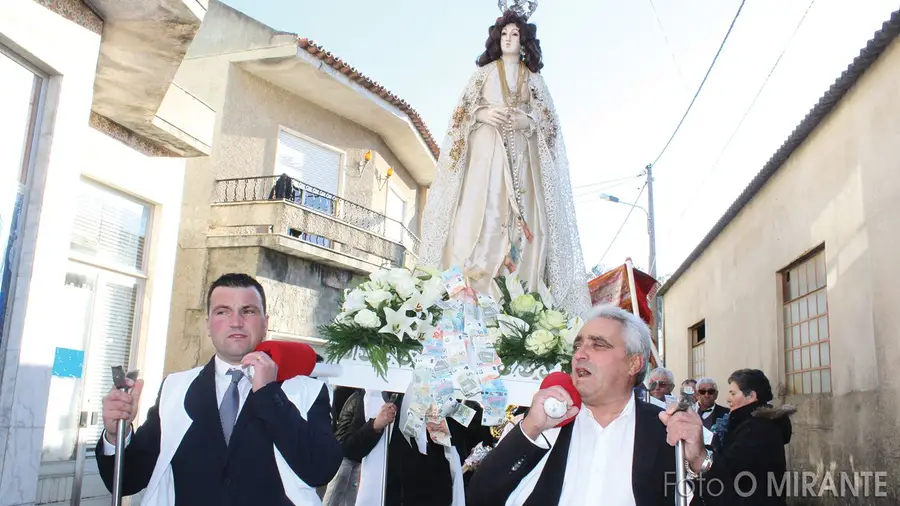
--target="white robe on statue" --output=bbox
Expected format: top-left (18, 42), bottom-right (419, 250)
top-left (419, 60), bottom-right (591, 319)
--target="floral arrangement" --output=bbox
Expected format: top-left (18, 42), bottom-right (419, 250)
top-left (319, 266), bottom-right (447, 379)
top-left (490, 274), bottom-right (583, 375)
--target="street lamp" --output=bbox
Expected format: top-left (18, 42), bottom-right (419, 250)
top-left (597, 193), bottom-right (654, 277)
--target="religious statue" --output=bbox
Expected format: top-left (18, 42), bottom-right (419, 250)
top-left (419, 0), bottom-right (592, 318)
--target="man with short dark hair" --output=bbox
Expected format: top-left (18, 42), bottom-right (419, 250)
top-left (97, 272), bottom-right (341, 505)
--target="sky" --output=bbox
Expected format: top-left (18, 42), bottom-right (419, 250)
top-left (221, 0), bottom-right (898, 278)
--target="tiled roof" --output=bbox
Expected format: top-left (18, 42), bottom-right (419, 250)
top-left (658, 8), bottom-right (900, 297)
top-left (297, 38), bottom-right (440, 160)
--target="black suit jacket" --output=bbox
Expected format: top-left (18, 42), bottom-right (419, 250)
top-left (340, 393), bottom-right (493, 506)
top-left (95, 357), bottom-right (342, 505)
top-left (467, 399), bottom-right (714, 506)
top-left (701, 404), bottom-right (730, 431)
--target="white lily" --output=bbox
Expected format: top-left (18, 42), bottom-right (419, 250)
top-left (342, 289), bottom-right (367, 313)
top-left (364, 289), bottom-right (393, 308)
top-left (421, 276), bottom-right (446, 305)
top-left (505, 273), bottom-right (526, 299)
top-left (394, 276), bottom-right (418, 299)
top-left (538, 281), bottom-right (555, 310)
top-left (379, 307), bottom-right (417, 340)
top-left (369, 269), bottom-right (392, 286)
top-left (562, 317), bottom-right (585, 346)
top-left (387, 268), bottom-right (414, 288)
top-left (497, 313), bottom-right (530, 338)
top-left (414, 318), bottom-right (437, 341)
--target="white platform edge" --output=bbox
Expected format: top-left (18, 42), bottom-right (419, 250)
top-left (327, 358), bottom-right (546, 407)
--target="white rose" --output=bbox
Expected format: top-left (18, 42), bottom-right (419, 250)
top-left (510, 295), bottom-right (539, 316)
top-left (364, 289), bottom-right (393, 308)
top-left (353, 309), bottom-right (382, 328)
top-left (486, 327), bottom-right (503, 344)
top-left (342, 289), bottom-right (367, 313)
top-left (525, 329), bottom-right (558, 356)
top-left (537, 310), bottom-right (567, 331)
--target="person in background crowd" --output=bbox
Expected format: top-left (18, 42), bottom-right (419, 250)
top-left (695, 377), bottom-right (729, 432)
top-left (681, 378), bottom-right (697, 395)
top-left (96, 273), bottom-right (341, 505)
top-left (664, 368), bottom-right (796, 506)
top-left (341, 391), bottom-right (492, 506)
top-left (647, 366), bottom-right (675, 401)
top-left (322, 388), bottom-right (388, 506)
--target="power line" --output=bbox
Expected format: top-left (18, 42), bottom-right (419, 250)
top-left (647, 0), bottom-right (690, 96)
top-left (649, 0), bottom-right (747, 168)
top-left (595, 0), bottom-right (747, 266)
top-left (676, 0), bottom-right (817, 223)
top-left (597, 182), bottom-right (647, 267)
top-left (572, 174), bottom-right (643, 191)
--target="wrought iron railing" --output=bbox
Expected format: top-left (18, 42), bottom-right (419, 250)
top-left (212, 175), bottom-right (420, 255)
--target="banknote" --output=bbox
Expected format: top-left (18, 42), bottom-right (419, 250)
top-left (449, 402), bottom-right (477, 428)
top-left (402, 409), bottom-right (426, 439)
top-left (441, 266), bottom-right (466, 297)
top-left (454, 365), bottom-right (482, 397)
top-left (480, 379), bottom-right (508, 426)
top-left (426, 419), bottom-right (452, 447)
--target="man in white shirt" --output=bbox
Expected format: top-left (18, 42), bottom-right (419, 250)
top-left (96, 273), bottom-right (341, 505)
top-left (466, 304), bottom-right (715, 506)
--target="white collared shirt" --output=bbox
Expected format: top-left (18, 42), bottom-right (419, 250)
top-left (213, 355), bottom-right (253, 415)
top-left (511, 396), bottom-right (637, 506)
top-left (102, 356), bottom-right (252, 455)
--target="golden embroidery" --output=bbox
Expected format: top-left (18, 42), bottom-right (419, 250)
top-left (452, 106), bottom-right (467, 128)
top-left (449, 137), bottom-right (465, 166)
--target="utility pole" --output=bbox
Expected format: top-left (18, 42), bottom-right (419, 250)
top-left (645, 164), bottom-right (656, 279)
top-left (645, 163), bottom-right (662, 365)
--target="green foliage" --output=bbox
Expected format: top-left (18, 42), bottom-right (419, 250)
top-left (318, 322), bottom-right (423, 380)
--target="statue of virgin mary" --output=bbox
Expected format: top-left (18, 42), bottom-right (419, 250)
top-left (419, 3), bottom-right (592, 318)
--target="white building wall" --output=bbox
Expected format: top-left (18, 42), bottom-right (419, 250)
top-left (0, 2), bottom-right (186, 504)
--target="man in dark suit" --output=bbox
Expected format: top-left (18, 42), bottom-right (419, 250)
top-left (695, 377), bottom-right (729, 431)
top-left (97, 273), bottom-right (341, 505)
top-left (340, 390), bottom-right (493, 506)
top-left (466, 304), bottom-right (718, 506)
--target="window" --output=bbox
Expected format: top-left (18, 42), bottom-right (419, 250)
top-left (690, 321), bottom-right (706, 378)
top-left (782, 249), bottom-right (831, 394)
top-left (41, 180), bottom-right (150, 460)
top-left (385, 185), bottom-right (407, 244)
top-left (0, 48), bottom-right (44, 345)
top-left (274, 128), bottom-right (342, 247)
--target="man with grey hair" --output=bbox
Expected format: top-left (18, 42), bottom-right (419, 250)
top-left (648, 366), bottom-right (675, 402)
top-left (467, 305), bottom-right (714, 506)
top-left (695, 377), bottom-right (729, 431)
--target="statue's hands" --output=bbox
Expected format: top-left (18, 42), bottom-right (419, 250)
top-left (475, 107), bottom-right (506, 129)
top-left (511, 111), bottom-right (532, 132)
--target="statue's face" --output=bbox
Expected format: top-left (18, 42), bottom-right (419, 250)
top-left (500, 23), bottom-right (521, 57)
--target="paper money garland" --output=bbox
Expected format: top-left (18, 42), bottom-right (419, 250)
top-left (400, 267), bottom-right (510, 446)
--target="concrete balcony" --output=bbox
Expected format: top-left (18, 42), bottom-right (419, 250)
top-left (87, 0), bottom-right (212, 156)
top-left (209, 176), bottom-right (419, 273)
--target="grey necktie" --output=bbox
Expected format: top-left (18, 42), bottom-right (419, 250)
top-left (219, 369), bottom-right (243, 445)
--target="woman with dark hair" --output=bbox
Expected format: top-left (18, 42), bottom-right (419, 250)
top-left (419, 2), bottom-right (591, 319)
top-left (706, 368), bottom-right (796, 505)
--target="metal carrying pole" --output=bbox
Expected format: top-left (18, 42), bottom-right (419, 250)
top-left (674, 386), bottom-right (695, 506)
top-left (381, 393), bottom-right (399, 506)
top-left (110, 366), bottom-right (140, 506)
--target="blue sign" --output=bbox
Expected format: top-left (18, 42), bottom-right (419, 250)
top-left (51, 347), bottom-right (85, 379)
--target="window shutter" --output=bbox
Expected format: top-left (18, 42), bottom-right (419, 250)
top-left (80, 274), bottom-right (140, 447)
top-left (70, 182), bottom-right (149, 271)
top-left (275, 130), bottom-right (340, 195)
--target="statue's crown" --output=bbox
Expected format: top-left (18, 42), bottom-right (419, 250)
top-left (498, 0), bottom-right (538, 20)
